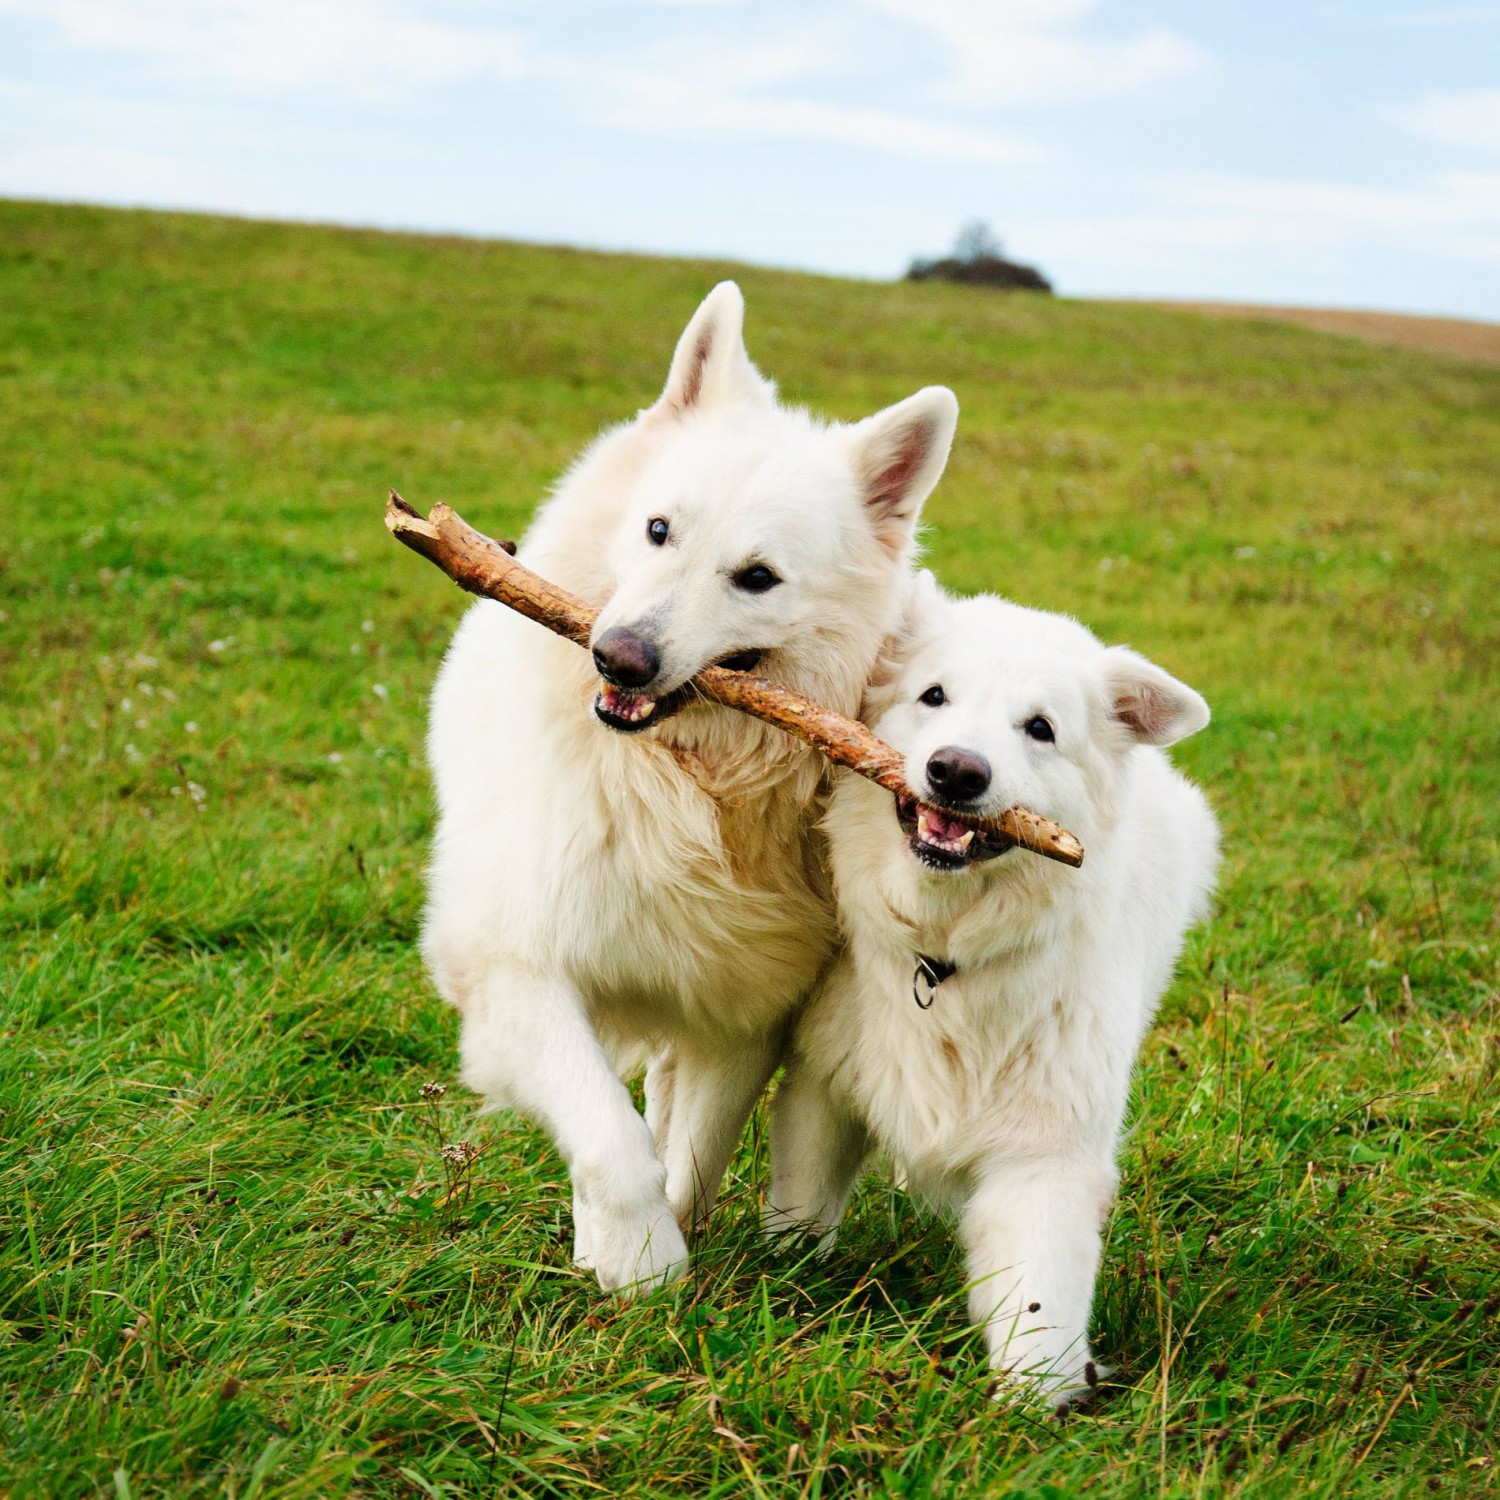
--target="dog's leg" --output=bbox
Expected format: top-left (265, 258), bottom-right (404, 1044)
top-left (643, 1049), bottom-right (678, 1163)
top-left (959, 1161), bottom-right (1117, 1408)
top-left (656, 1034), bottom-right (781, 1233)
top-left (571, 1185), bottom-right (595, 1270)
top-left (764, 1054), bottom-right (869, 1246)
top-left (460, 964), bottom-right (688, 1294)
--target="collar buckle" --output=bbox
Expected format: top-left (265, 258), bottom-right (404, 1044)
top-left (912, 953), bottom-right (957, 1009)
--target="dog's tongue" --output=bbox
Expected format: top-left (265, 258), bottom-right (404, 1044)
top-left (916, 804), bottom-right (975, 856)
top-left (598, 684), bottom-right (658, 724)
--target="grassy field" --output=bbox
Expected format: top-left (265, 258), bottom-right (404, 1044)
top-left (2, 199), bottom-right (1497, 1498)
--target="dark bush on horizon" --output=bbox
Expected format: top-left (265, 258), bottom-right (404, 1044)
top-left (906, 220), bottom-right (1053, 294)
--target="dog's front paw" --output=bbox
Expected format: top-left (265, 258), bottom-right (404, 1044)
top-left (761, 1201), bottom-right (838, 1256)
top-left (588, 1200), bottom-right (690, 1295)
top-left (762, 1194), bottom-right (846, 1254)
top-left (989, 1357), bottom-right (1112, 1413)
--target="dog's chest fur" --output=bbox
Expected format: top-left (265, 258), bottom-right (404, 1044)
top-left (805, 903), bottom-right (1134, 1203)
top-left (570, 737), bottom-right (837, 1045)
top-left (423, 604), bottom-right (837, 1043)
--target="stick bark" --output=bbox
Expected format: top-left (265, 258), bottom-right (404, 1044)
top-left (386, 491), bottom-right (1084, 868)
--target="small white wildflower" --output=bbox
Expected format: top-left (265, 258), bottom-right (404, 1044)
top-left (1234, 546), bottom-right (1257, 560)
top-left (419, 1081), bottom-right (447, 1101)
top-left (124, 743), bottom-right (142, 763)
top-left (187, 781), bottom-right (206, 804)
top-left (185, 721), bottom-right (198, 733)
top-left (371, 683), bottom-right (388, 700)
top-left (121, 698), bottom-right (132, 711)
top-left (137, 683), bottom-right (155, 697)
top-left (170, 786), bottom-right (183, 796)
top-left (208, 639), bottom-right (229, 654)
top-left (1097, 557), bottom-right (1113, 573)
top-left (361, 619), bottom-right (375, 634)
top-left (135, 718), bottom-right (148, 729)
top-left (441, 1140), bottom-right (480, 1168)
top-left (328, 752), bottom-right (343, 764)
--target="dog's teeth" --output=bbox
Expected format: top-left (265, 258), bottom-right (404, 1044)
top-left (635, 699), bottom-right (655, 720)
top-left (954, 829), bottom-right (974, 852)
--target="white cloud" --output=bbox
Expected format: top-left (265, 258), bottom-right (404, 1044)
top-left (1391, 89), bottom-right (1500, 156)
top-left (0, 0), bottom-right (529, 91)
top-left (602, 70), bottom-right (1046, 163)
top-left (861, 0), bottom-right (1202, 105)
top-left (2, 0), bottom-right (1194, 119)
top-left (0, 0), bottom-right (1048, 163)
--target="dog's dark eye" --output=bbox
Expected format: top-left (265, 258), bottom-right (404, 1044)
top-left (647, 517), bottom-right (669, 546)
top-left (732, 564), bottom-right (780, 594)
top-left (919, 685), bottom-right (945, 708)
top-left (1024, 716), bottom-right (1055, 743)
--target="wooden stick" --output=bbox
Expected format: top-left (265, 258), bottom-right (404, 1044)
top-left (386, 492), bottom-right (1084, 868)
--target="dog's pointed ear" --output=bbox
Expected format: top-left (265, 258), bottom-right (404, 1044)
top-left (651, 281), bottom-right (772, 419)
top-left (844, 387), bottom-right (959, 556)
top-left (1101, 648), bottom-right (1210, 747)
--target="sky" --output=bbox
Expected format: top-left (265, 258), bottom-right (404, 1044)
top-left (2, 1), bottom-right (1499, 320)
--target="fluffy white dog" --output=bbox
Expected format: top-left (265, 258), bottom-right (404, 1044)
top-left (767, 578), bottom-right (1218, 1405)
top-left (422, 283), bottom-right (958, 1293)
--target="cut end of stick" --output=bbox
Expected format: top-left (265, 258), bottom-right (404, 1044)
top-left (387, 489), bottom-right (439, 540)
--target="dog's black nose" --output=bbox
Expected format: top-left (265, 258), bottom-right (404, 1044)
top-left (592, 628), bottom-right (661, 689)
top-left (926, 745), bottom-right (991, 803)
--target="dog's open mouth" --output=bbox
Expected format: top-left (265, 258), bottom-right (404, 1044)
top-left (593, 683), bottom-right (686, 732)
top-left (896, 795), bottom-right (1014, 873)
top-left (593, 650), bottom-right (765, 734)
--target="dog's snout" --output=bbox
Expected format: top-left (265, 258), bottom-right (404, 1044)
top-left (925, 745), bottom-right (992, 803)
top-left (592, 628), bottom-right (661, 689)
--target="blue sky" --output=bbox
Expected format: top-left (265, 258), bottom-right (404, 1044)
top-left (2, 1), bottom-right (1499, 318)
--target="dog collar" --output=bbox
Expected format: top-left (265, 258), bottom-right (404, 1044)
top-left (912, 953), bottom-right (958, 1009)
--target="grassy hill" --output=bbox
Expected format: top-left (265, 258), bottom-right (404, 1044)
top-left (3, 199), bottom-right (1497, 1498)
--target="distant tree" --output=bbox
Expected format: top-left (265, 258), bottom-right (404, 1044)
top-left (906, 221), bottom-right (1052, 294)
top-left (952, 220), bottom-right (1004, 264)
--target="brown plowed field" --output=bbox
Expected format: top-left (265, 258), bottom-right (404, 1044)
top-left (1134, 300), bottom-right (1500, 364)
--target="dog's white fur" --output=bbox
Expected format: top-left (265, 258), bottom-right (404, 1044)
top-left (767, 579), bottom-right (1218, 1404)
top-left (422, 283), bottom-right (958, 1293)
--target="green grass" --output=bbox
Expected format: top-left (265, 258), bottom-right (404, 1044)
top-left (2, 198), bottom-right (1497, 1498)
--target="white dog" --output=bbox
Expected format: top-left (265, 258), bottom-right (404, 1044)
top-left (422, 283), bottom-right (958, 1293)
top-left (767, 579), bottom-right (1218, 1405)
